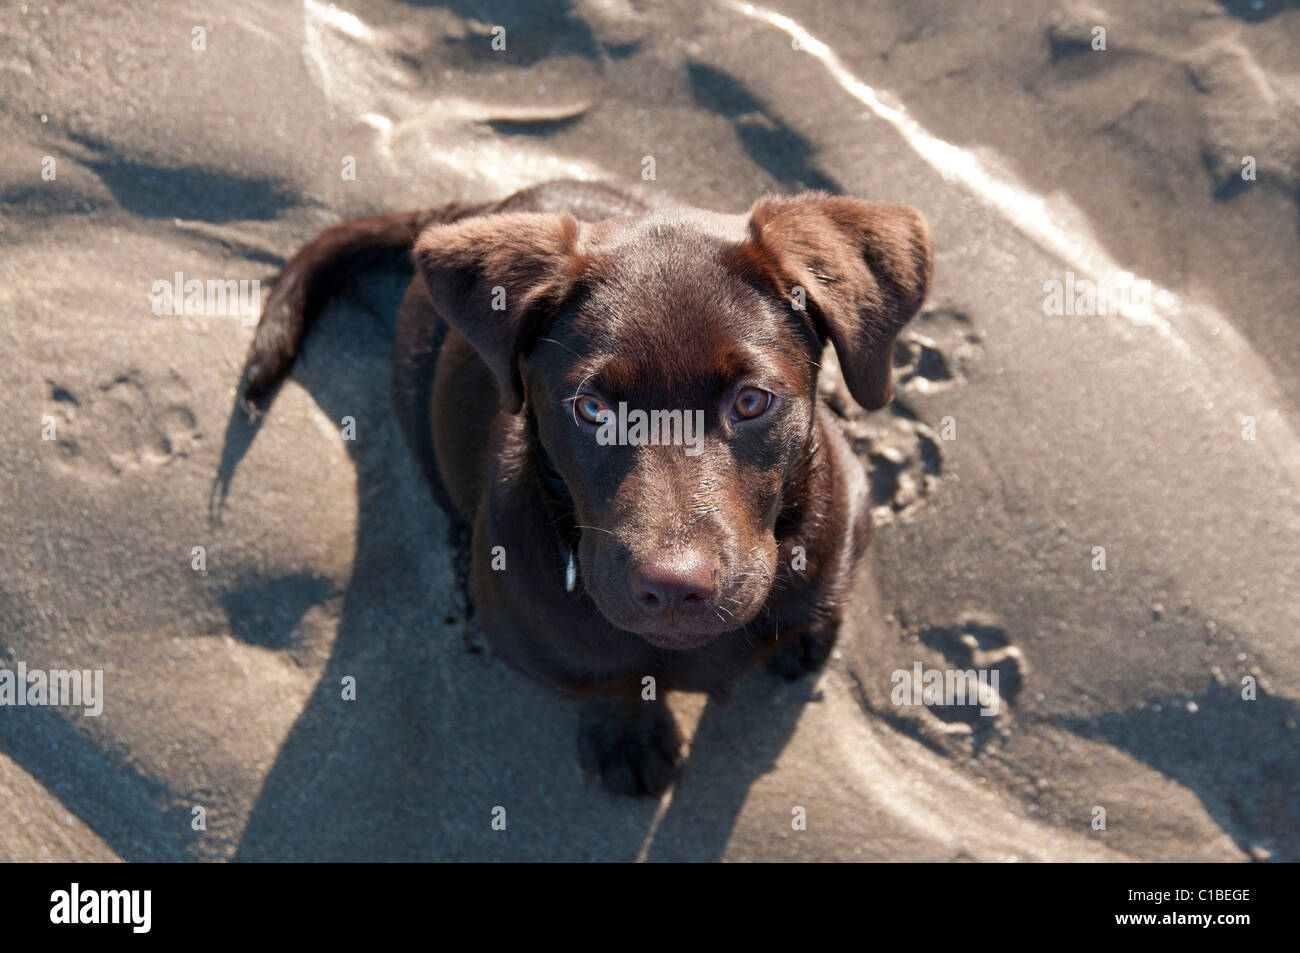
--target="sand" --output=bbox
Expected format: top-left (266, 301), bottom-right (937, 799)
top-left (1, 0), bottom-right (1297, 861)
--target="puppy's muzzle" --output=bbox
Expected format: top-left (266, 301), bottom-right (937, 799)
top-left (627, 552), bottom-right (720, 626)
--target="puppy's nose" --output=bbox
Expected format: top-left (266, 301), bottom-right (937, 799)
top-left (629, 556), bottom-right (718, 620)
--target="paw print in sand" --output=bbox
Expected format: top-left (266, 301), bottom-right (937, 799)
top-left (43, 372), bottom-right (202, 477)
top-left (888, 611), bottom-right (1027, 753)
top-left (830, 307), bottom-right (982, 524)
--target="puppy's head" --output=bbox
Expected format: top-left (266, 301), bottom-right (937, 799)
top-left (415, 192), bottom-right (931, 649)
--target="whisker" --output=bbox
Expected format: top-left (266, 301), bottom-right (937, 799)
top-left (568, 372), bottom-right (599, 425)
top-left (538, 336), bottom-right (582, 359)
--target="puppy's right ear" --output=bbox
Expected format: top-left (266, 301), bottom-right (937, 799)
top-left (414, 212), bottom-right (588, 413)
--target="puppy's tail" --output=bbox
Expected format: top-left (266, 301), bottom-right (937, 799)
top-left (241, 208), bottom-right (446, 409)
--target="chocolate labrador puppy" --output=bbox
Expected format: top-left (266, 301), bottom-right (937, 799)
top-left (242, 180), bottom-right (931, 796)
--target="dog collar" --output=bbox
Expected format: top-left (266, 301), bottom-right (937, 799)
top-left (531, 429), bottom-right (582, 595)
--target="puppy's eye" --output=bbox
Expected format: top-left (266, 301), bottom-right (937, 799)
top-left (574, 394), bottom-right (608, 425)
top-left (732, 386), bottom-right (772, 421)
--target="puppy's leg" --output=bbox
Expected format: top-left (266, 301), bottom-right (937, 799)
top-left (577, 692), bottom-right (682, 797)
top-left (766, 619), bottom-right (840, 680)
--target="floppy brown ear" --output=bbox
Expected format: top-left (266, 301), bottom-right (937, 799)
top-left (732, 193), bottom-right (932, 410)
top-left (413, 211), bottom-right (588, 413)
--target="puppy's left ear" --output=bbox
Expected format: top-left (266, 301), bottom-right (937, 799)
top-left (731, 193), bottom-right (932, 410)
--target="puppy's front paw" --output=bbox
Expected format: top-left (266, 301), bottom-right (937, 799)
top-left (766, 627), bottom-right (836, 680)
top-left (578, 697), bottom-right (682, 797)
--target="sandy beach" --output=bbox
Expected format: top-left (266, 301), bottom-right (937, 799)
top-left (1, 0), bottom-right (1297, 861)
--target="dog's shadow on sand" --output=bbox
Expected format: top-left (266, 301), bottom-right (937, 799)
top-left (1058, 677), bottom-right (1300, 859)
top-left (211, 280), bottom-right (817, 861)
